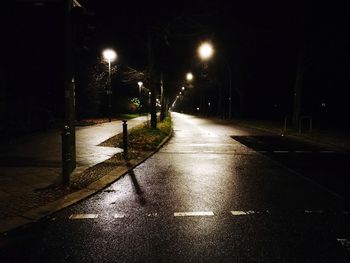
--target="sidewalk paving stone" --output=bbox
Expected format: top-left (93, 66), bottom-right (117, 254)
top-left (0, 116), bottom-right (148, 233)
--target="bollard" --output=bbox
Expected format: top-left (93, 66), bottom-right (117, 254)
top-left (281, 116), bottom-right (288, 136)
top-left (61, 125), bottom-right (71, 185)
top-left (122, 120), bottom-right (128, 156)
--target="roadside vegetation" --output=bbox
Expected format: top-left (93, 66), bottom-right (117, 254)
top-left (101, 116), bottom-right (172, 151)
top-left (69, 116), bottom-right (173, 189)
top-left (76, 113), bottom-right (147, 126)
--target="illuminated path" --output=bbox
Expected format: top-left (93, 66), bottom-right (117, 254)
top-left (1, 112), bottom-right (349, 262)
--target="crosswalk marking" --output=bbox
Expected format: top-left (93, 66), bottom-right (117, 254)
top-left (69, 214), bottom-right (99, 219)
top-left (174, 211), bottom-right (214, 217)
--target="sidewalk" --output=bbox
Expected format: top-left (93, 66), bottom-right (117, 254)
top-left (0, 116), bottom-right (148, 233)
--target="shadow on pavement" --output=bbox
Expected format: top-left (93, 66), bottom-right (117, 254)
top-left (126, 159), bottom-right (146, 206)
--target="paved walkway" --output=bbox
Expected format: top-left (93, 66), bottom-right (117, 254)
top-left (0, 117), bottom-right (147, 200)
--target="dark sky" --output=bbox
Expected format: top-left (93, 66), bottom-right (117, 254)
top-left (9, 0), bottom-right (349, 125)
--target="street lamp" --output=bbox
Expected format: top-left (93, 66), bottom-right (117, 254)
top-left (182, 86), bottom-right (185, 91)
top-left (186, 72), bottom-right (193, 81)
top-left (197, 42), bottom-right (232, 119)
top-left (102, 48), bottom-right (117, 122)
top-left (198, 42), bottom-right (214, 60)
top-left (137, 81), bottom-right (143, 97)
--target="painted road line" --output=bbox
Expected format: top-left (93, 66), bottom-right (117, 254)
top-left (174, 211), bottom-right (214, 217)
top-left (69, 214), bottom-right (99, 219)
top-left (337, 239), bottom-right (350, 251)
top-left (304, 210), bottom-right (323, 214)
top-left (320, 150), bottom-right (335, 153)
top-left (113, 213), bottom-right (126, 219)
top-left (231, 210), bottom-right (269, 216)
top-left (273, 150), bottom-right (289, 153)
top-left (231, 211), bottom-right (248, 215)
top-left (147, 213), bottom-right (159, 217)
top-left (295, 150), bottom-right (312, 153)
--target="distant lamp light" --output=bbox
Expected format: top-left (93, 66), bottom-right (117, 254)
top-left (176, 95), bottom-right (179, 99)
top-left (196, 107), bottom-right (200, 111)
top-left (182, 86), bottom-right (185, 91)
top-left (186, 72), bottom-right (193, 81)
top-left (198, 42), bottom-right (214, 60)
top-left (179, 92), bottom-right (182, 95)
top-left (137, 81), bottom-right (143, 87)
top-left (321, 102), bottom-right (327, 108)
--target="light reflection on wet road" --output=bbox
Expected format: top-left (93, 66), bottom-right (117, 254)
top-left (1, 112), bottom-right (350, 262)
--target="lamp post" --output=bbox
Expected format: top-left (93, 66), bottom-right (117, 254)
top-left (198, 42), bottom-right (232, 119)
top-left (102, 48), bottom-right (117, 122)
top-left (137, 81), bottom-right (143, 97)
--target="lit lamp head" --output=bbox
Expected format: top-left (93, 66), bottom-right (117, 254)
top-left (186, 72), bottom-right (193, 81)
top-left (198, 42), bottom-right (214, 60)
top-left (103, 49), bottom-right (117, 62)
top-left (137, 81), bottom-right (143, 88)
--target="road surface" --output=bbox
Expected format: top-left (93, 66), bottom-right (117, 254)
top-left (1, 112), bottom-right (349, 262)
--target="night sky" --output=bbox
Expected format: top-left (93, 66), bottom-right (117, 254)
top-left (5, 0), bottom-right (350, 132)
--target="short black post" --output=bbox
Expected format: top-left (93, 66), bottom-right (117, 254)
top-left (61, 125), bottom-right (71, 185)
top-left (282, 116), bottom-right (288, 136)
top-left (122, 120), bottom-right (128, 156)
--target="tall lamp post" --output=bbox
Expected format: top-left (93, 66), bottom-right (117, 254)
top-left (198, 42), bottom-right (233, 119)
top-left (137, 81), bottom-right (143, 97)
top-left (102, 48), bottom-right (117, 122)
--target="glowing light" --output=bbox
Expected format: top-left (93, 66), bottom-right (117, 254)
top-left (137, 81), bottom-right (143, 87)
top-left (198, 42), bottom-right (214, 60)
top-left (102, 49), bottom-right (117, 62)
top-left (186, 72), bottom-right (193, 81)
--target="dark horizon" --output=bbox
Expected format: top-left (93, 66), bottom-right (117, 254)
top-left (2, 0), bottom-right (349, 134)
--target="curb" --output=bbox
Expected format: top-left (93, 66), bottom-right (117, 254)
top-left (0, 128), bottom-right (173, 235)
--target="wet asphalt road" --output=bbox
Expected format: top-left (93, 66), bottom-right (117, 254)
top-left (1, 112), bottom-right (350, 262)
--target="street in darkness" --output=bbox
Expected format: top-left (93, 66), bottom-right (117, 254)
top-left (1, 113), bottom-right (349, 262)
top-left (3, 1), bottom-right (350, 262)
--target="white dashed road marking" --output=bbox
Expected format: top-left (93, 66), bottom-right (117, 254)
top-left (295, 150), bottom-right (312, 153)
top-left (174, 211), bottom-right (214, 217)
top-left (273, 150), bottom-right (289, 153)
top-left (66, 210), bottom-right (349, 220)
top-left (231, 210), bottom-right (269, 215)
top-left (231, 211), bottom-right (248, 215)
top-left (304, 210), bottom-right (323, 214)
top-left (69, 214), bottom-right (99, 219)
top-left (147, 213), bottom-right (159, 217)
top-left (113, 213), bottom-right (126, 218)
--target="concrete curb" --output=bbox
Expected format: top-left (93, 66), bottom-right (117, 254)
top-left (0, 127), bottom-right (173, 234)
